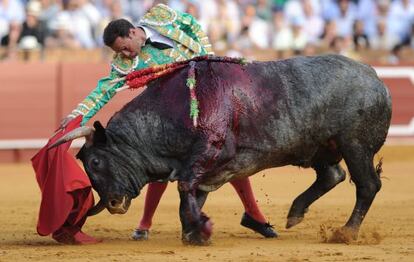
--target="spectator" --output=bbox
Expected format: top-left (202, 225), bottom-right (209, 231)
top-left (17, 0), bottom-right (47, 60)
top-left (185, 1), bottom-right (199, 19)
top-left (334, 0), bottom-right (357, 38)
top-left (0, 0), bottom-right (25, 38)
top-left (38, 0), bottom-right (60, 26)
top-left (22, 1), bottom-right (45, 41)
top-left (290, 17), bottom-right (307, 54)
top-left (0, 0), bottom-right (26, 60)
top-left (284, 0), bottom-right (302, 22)
top-left (123, 0), bottom-right (154, 24)
top-left (45, 11), bottom-right (81, 48)
top-left (356, 0), bottom-right (377, 37)
top-left (167, 0), bottom-right (188, 12)
top-left (50, 0), bottom-right (101, 49)
top-left (301, 0), bottom-right (324, 44)
top-left (284, 0), bottom-right (321, 22)
top-left (247, 3), bottom-right (271, 49)
top-left (302, 42), bottom-right (317, 56)
top-left (207, 0), bottom-right (241, 50)
top-left (240, 3), bottom-right (255, 30)
top-left (76, 0), bottom-right (102, 46)
top-left (95, 0), bottom-right (132, 46)
top-left (375, 0), bottom-right (401, 42)
top-left (94, 0), bottom-right (113, 19)
top-left (226, 25), bottom-right (254, 58)
top-left (271, 10), bottom-right (293, 57)
top-left (271, 0), bottom-right (288, 10)
top-left (388, 0), bottom-right (414, 41)
top-left (353, 19), bottom-right (370, 51)
top-left (329, 35), bottom-right (358, 59)
top-left (197, 0), bottom-right (217, 33)
top-left (387, 43), bottom-right (405, 64)
top-left (2, 0), bottom-right (414, 63)
top-left (107, 0), bottom-right (131, 21)
top-left (319, 19), bottom-right (337, 50)
top-left (320, 0), bottom-right (339, 20)
top-left (370, 19), bottom-right (400, 51)
top-left (402, 23), bottom-right (414, 49)
top-left (256, 0), bottom-right (272, 22)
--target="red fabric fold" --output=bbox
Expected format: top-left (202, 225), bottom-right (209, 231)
top-left (31, 116), bottom-right (99, 244)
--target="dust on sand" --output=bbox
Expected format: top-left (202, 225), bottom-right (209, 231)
top-left (0, 145), bottom-right (414, 261)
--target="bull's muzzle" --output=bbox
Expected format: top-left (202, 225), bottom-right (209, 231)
top-left (87, 195), bottom-right (131, 216)
top-left (107, 195), bottom-right (131, 214)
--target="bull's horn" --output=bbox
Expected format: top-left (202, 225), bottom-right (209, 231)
top-left (87, 199), bottom-right (106, 216)
top-left (48, 126), bottom-right (94, 149)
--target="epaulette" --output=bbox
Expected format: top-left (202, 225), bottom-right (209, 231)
top-left (140, 4), bottom-right (177, 26)
top-left (111, 53), bottom-right (139, 75)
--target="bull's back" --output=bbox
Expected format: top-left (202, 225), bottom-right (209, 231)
top-left (111, 55), bottom-right (391, 146)
top-left (231, 55), bottom-right (391, 158)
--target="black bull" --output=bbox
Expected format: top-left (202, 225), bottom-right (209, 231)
top-left (59, 54), bottom-right (392, 244)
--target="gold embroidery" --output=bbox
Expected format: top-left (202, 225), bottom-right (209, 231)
top-left (111, 53), bottom-right (139, 75)
top-left (140, 4), bottom-right (177, 26)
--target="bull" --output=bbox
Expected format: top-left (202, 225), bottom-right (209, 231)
top-left (54, 54), bottom-right (392, 245)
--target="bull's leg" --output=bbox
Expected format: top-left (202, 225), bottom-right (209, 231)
top-left (286, 163), bottom-right (346, 228)
top-left (340, 143), bottom-right (381, 238)
top-left (177, 128), bottom-right (235, 245)
top-left (178, 182), bottom-right (211, 245)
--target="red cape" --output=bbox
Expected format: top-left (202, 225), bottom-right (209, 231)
top-left (31, 116), bottom-right (99, 244)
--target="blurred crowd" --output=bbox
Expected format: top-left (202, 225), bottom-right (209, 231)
top-left (1, 0), bottom-right (414, 63)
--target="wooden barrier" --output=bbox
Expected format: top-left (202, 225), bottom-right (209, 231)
top-left (0, 61), bottom-right (413, 162)
top-left (0, 61), bottom-right (145, 162)
top-left (0, 62), bottom-right (58, 139)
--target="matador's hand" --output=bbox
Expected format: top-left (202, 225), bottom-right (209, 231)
top-left (58, 115), bottom-right (76, 131)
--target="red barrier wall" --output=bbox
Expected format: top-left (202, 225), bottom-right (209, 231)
top-left (59, 63), bottom-right (143, 126)
top-left (0, 62), bottom-right (413, 162)
top-left (382, 78), bottom-right (414, 125)
top-left (0, 62), bottom-right (143, 162)
top-left (0, 62), bottom-right (58, 139)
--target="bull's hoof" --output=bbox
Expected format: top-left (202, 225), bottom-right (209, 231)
top-left (329, 226), bottom-right (359, 244)
top-left (286, 216), bottom-right (304, 229)
top-left (181, 218), bottom-right (213, 246)
top-left (182, 231), bottom-right (211, 246)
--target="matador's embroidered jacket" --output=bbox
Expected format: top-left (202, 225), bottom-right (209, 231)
top-left (70, 4), bottom-right (214, 125)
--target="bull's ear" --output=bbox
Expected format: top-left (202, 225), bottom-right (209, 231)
top-left (76, 146), bottom-right (85, 159)
top-left (93, 121), bottom-right (107, 145)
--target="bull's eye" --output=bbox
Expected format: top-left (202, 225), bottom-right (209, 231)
top-left (90, 158), bottom-right (101, 169)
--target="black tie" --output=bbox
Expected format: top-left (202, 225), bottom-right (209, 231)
top-left (145, 38), bottom-right (172, 50)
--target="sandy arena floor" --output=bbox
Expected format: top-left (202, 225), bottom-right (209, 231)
top-left (0, 145), bottom-right (413, 261)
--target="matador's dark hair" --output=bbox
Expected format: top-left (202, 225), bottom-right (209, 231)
top-left (103, 19), bottom-right (135, 47)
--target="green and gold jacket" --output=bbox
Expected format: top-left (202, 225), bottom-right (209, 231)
top-left (70, 4), bottom-right (214, 125)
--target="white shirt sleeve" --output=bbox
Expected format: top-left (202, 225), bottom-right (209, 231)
top-left (139, 24), bottom-right (174, 48)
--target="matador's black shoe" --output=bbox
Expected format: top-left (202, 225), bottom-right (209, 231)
top-left (240, 212), bottom-right (278, 238)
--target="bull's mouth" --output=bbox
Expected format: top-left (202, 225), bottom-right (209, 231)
top-left (88, 195), bottom-right (131, 216)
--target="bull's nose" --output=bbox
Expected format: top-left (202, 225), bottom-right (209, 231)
top-left (109, 199), bottom-right (121, 209)
top-left (107, 196), bottom-right (129, 214)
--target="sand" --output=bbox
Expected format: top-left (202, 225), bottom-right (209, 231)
top-left (0, 145), bottom-right (413, 261)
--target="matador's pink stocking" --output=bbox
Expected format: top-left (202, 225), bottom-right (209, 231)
top-left (138, 181), bottom-right (168, 230)
top-left (230, 177), bottom-right (267, 224)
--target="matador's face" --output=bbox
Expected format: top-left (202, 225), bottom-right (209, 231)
top-left (111, 28), bottom-right (145, 59)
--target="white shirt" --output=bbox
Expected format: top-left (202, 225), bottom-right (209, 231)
top-left (139, 25), bottom-right (174, 48)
